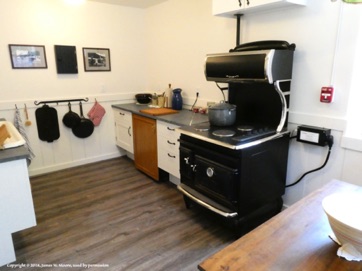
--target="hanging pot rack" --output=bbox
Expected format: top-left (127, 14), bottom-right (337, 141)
top-left (34, 97), bottom-right (89, 106)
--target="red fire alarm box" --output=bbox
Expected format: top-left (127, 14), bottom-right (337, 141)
top-left (320, 87), bottom-right (334, 103)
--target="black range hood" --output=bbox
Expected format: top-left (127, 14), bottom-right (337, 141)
top-left (204, 40), bottom-right (295, 84)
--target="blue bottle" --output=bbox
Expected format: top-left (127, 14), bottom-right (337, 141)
top-left (172, 88), bottom-right (183, 110)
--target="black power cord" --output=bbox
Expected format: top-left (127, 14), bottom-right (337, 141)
top-left (215, 82), bottom-right (227, 102)
top-left (190, 92), bottom-right (199, 111)
top-left (286, 135), bottom-right (334, 188)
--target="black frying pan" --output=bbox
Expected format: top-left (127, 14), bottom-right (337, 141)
top-left (63, 102), bottom-right (81, 128)
top-left (72, 102), bottom-right (94, 138)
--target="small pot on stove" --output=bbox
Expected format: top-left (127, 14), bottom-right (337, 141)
top-left (208, 101), bottom-right (236, 126)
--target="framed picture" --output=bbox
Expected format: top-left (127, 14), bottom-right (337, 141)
top-left (54, 45), bottom-right (78, 74)
top-left (9, 44), bottom-right (47, 69)
top-left (82, 47), bottom-right (111, 72)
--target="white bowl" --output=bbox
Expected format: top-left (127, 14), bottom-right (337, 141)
top-left (322, 192), bottom-right (362, 253)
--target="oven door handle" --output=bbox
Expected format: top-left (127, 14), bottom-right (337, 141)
top-left (177, 185), bottom-right (238, 218)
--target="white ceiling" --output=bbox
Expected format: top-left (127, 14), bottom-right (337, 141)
top-left (88, 0), bottom-right (168, 8)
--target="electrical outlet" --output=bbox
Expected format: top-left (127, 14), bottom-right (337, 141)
top-left (207, 101), bottom-right (216, 107)
top-left (297, 125), bottom-right (331, 146)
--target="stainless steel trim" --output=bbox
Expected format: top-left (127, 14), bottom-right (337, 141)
top-left (177, 129), bottom-right (289, 150)
top-left (205, 50), bottom-right (274, 84)
top-left (274, 80), bottom-right (290, 132)
top-left (265, 50), bottom-right (275, 84)
top-left (177, 185), bottom-right (238, 218)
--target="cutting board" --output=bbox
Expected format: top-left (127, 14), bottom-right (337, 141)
top-left (140, 108), bottom-right (179, 116)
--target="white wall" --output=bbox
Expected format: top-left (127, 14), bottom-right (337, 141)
top-left (1, 0), bottom-right (362, 206)
top-left (145, 0), bottom-right (236, 104)
top-left (0, 0), bottom-right (148, 175)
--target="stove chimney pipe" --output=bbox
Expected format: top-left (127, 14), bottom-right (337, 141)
top-left (235, 14), bottom-right (243, 46)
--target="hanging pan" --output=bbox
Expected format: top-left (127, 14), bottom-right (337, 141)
top-left (63, 102), bottom-right (81, 128)
top-left (72, 102), bottom-right (94, 138)
top-left (35, 104), bottom-right (60, 142)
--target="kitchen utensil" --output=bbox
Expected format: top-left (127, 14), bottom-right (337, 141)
top-left (172, 88), bottom-right (183, 110)
top-left (87, 100), bottom-right (106, 126)
top-left (166, 84), bottom-right (172, 108)
top-left (72, 102), bottom-right (94, 138)
top-left (63, 102), bottom-right (81, 128)
top-left (151, 93), bottom-right (158, 106)
top-left (157, 95), bottom-right (165, 108)
top-left (24, 104), bottom-right (32, 126)
top-left (139, 108), bottom-right (179, 116)
top-left (208, 101), bottom-right (236, 126)
top-left (35, 104), bottom-right (60, 142)
top-left (135, 93), bottom-right (152, 104)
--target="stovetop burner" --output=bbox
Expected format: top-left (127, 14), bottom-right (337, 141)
top-left (194, 124), bottom-right (210, 132)
top-left (237, 125), bottom-right (254, 131)
top-left (179, 122), bottom-right (287, 149)
top-left (212, 129), bottom-right (236, 137)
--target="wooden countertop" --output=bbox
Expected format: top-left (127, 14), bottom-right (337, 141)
top-left (198, 180), bottom-right (362, 271)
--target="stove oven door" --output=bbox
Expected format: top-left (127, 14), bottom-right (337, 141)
top-left (194, 155), bottom-right (239, 211)
top-left (179, 146), bottom-right (194, 186)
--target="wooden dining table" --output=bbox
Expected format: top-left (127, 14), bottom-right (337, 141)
top-left (198, 179), bottom-right (362, 271)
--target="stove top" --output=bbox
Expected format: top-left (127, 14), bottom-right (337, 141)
top-left (179, 122), bottom-right (289, 150)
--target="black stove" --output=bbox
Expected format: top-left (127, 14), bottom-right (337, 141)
top-left (177, 40), bottom-right (295, 234)
top-left (179, 122), bottom-right (289, 150)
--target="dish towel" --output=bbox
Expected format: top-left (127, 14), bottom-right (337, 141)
top-left (329, 233), bottom-right (362, 261)
top-left (87, 100), bottom-right (106, 126)
top-left (14, 107), bottom-right (36, 164)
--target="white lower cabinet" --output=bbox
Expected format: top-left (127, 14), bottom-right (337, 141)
top-left (113, 108), bottom-right (134, 154)
top-left (113, 110), bottom-right (181, 184)
top-left (157, 120), bottom-right (180, 182)
top-left (0, 158), bottom-right (36, 267)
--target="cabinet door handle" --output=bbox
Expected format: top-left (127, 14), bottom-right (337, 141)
top-left (167, 127), bottom-right (175, 131)
top-left (128, 126), bottom-right (131, 136)
top-left (167, 140), bottom-right (176, 145)
top-left (168, 153), bottom-right (176, 158)
top-left (119, 112), bottom-right (125, 116)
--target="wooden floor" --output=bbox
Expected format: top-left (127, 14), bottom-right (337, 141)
top-left (1, 157), bottom-right (236, 271)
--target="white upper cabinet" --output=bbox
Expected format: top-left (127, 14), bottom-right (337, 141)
top-left (213, 0), bottom-right (245, 15)
top-left (213, 0), bottom-right (306, 17)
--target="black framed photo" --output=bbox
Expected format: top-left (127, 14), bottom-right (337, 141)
top-left (82, 47), bottom-right (111, 72)
top-left (9, 44), bottom-right (47, 69)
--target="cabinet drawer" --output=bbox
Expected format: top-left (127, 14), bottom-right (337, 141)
top-left (157, 120), bottom-right (180, 178)
top-left (158, 137), bottom-right (179, 153)
top-left (157, 121), bottom-right (180, 137)
top-left (158, 148), bottom-right (180, 178)
top-left (113, 108), bottom-right (132, 124)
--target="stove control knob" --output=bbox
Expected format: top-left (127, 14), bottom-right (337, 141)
top-left (184, 157), bottom-right (190, 165)
top-left (206, 167), bottom-right (214, 177)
